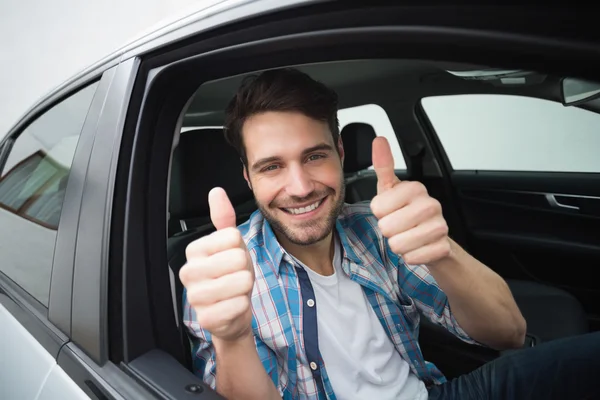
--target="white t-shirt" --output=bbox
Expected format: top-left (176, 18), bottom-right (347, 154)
top-left (292, 236), bottom-right (429, 400)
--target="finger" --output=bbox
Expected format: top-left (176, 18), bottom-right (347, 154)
top-left (402, 237), bottom-right (451, 265)
top-left (180, 248), bottom-right (249, 284)
top-left (386, 217), bottom-right (449, 256)
top-left (376, 193), bottom-right (440, 236)
top-left (185, 227), bottom-right (244, 259)
top-left (185, 270), bottom-right (254, 306)
top-left (209, 187), bottom-right (237, 230)
top-left (371, 181), bottom-right (429, 219)
top-left (372, 137), bottom-right (399, 194)
top-left (194, 295), bottom-right (250, 331)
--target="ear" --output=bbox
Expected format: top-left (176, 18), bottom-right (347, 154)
top-left (337, 136), bottom-right (345, 167)
top-left (243, 164), bottom-right (252, 190)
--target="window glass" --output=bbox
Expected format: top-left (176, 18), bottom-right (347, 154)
top-left (421, 94), bottom-right (600, 172)
top-left (338, 104), bottom-right (406, 170)
top-left (0, 82), bottom-right (98, 305)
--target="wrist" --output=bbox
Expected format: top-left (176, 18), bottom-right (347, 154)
top-left (213, 328), bottom-right (255, 351)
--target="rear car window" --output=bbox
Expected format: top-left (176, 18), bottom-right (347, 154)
top-left (0, 81), bottom-right (98, 305)
top-left (421, 94), bottom-right (600, 173)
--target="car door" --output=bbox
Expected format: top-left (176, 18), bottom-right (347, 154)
top-left (30, 3), bottom-right (598, 399)
top-left (0, 71), bottom-right (106, 400)
top-left (419, 92), bottom-right (600, 334)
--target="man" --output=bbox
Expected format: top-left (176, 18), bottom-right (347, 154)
top-left (180, 68), bottom-right (600, 399)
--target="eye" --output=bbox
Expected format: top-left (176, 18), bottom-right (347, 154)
top-left (261, 164), bottom-right (279, 172)
top-left (307, 154), bottom-right (326, 162)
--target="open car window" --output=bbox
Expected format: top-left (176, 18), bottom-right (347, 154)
top-left (421, 94), bottom-right (600, 173)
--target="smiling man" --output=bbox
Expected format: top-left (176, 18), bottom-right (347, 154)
top-left (180, 68), bottom-right (600, 400)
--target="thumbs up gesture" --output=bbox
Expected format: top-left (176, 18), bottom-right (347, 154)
top-left (180, 187), bottom-right (255, 342)
top-left (370, 137), bottom-right (451, 266)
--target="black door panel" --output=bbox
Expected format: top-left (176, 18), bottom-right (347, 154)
top-left (451, 171), bottom-right (600, 328)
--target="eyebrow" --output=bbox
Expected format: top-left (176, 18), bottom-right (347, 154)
top-left (250, 142), bottom-right (335, 172)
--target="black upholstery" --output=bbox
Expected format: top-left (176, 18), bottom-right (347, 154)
top-left (507, 279), bottom-right (588, 342)
top-left (167, 128), bottom-right (256, 370)
top-left (340, 121), bottom-right (589, 345)
top-left (341, 122), bottom-right (379, 203)
top-left (342, 122), bottom-right (376, 174)
top-left (169, 128), bottom-right (254, 221)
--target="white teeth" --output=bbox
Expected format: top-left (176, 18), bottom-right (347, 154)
top-left (285, 200), bottom-right (322, 215)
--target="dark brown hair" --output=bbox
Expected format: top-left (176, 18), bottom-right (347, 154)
top-left (223, 67), bottom-right (340, 166)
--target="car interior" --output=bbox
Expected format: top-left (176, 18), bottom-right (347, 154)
top-left (163, 58), bottom-right (600, 380)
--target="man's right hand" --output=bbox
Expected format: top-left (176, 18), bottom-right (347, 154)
top-left (180, 187), bottom-right (255, 342)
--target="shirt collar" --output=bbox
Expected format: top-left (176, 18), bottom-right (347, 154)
top-left (262, 218), bottom-right (286, 274)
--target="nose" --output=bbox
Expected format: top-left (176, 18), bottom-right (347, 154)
top-left (286, 164), bottom-right (315, 198)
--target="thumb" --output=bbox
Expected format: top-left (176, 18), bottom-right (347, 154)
top-left (208, 187), bottom-right (237, 230)
top-left (372, 137), bottom-right (399, 193)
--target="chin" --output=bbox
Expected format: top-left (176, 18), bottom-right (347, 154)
top-left (283, 226), bottom-right (332, 246)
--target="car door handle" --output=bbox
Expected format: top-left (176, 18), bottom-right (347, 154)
top-left (545, 194), bottom-right (580, 211)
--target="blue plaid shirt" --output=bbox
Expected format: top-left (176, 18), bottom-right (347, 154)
top-left (183, 202), bottom-right (478, 399)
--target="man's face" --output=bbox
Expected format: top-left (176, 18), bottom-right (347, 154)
top-left (243, 111), bottom-right (345, 246)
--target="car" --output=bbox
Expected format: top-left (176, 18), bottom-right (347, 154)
top-left (1, 2), bottom-right (599, 399)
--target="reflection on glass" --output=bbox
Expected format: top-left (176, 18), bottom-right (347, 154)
top-left (0, 81), bottom-right (98, 306)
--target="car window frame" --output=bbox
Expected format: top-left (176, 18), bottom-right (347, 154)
top-left (0, 139), bottom-right (12, 173)
top-left (0, 71), bottom-right (110, 356)
top-left (56, 57), bottom-right (163, 400)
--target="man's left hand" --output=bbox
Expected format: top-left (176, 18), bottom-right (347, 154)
top-left (370, 137), bottom-right (451, 266)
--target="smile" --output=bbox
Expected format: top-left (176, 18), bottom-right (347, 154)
top-left (283, 198), bottom-right (325, 215)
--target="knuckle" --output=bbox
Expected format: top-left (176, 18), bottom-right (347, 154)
top-left (238, 270), bottom-right (254, 293)
top-left (434, 219), bottom-right (449, 236)
top-left (179, 264), bottom-right (191, 285)
top-left (223, 297), bottom-right (249, 323)
top-left (186, 286), bottom-right (205, 306)
top-left (433, 240), bottom-right (451, 260)
top-left (196, 310), bottom-right (213, 329)
top-left (370, 197), bottom-right (382, 218)
top-left (377, 218), bottom-right (391, 237)
top-left (237, 295), bottom-right (251, 312)
top-left (185, 238), bottom-right (203, 260)
top-left (441, 239), bottom-right (452, 254)
top-left (223, 227), bottom-right (243, 245)
top-left (408, 181), bottom-right (425, 194)
top-left (424, 197), bottom-right (441, 215)
top-left (404, 253), bottom-right (419, 265)
top-left (388, 236), bottom-right (404, 255)
top-left (230, 248), bottom-right (248, 269)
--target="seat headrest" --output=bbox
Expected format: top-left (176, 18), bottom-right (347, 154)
top-left (341, 122), bottom-right (376, 173)
top-left (169, 128), bottom-right (253, 220)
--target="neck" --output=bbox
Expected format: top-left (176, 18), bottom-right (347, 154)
top-left (277, 231), bottom-right (335, 276)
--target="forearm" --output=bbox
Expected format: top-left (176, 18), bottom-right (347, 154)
top-left (428, 238), bottom-right (526, 350)
top-left (213, 333), bottom-right (281, 400)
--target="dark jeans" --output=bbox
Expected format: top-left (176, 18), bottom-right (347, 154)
top-left (428, 331), bottom-right (600, 400)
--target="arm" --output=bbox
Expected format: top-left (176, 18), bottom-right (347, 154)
top-left (426, 238), bottom-right (526, 349)
top-left (371, 137), bottom-right (526, 351)
top-left (183, 296), bottom-right (281, 400)
top-left (180, 188), bottom-right (281, 399)
top-left (213, 333), bottom-right (281, 400)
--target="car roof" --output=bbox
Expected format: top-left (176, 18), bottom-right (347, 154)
top-left (7, 1), bottom-right (600, 138)
top-left (5, 0), bottom-right (315, 137)
top-left (183, 58), bottom-right (592, 127)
